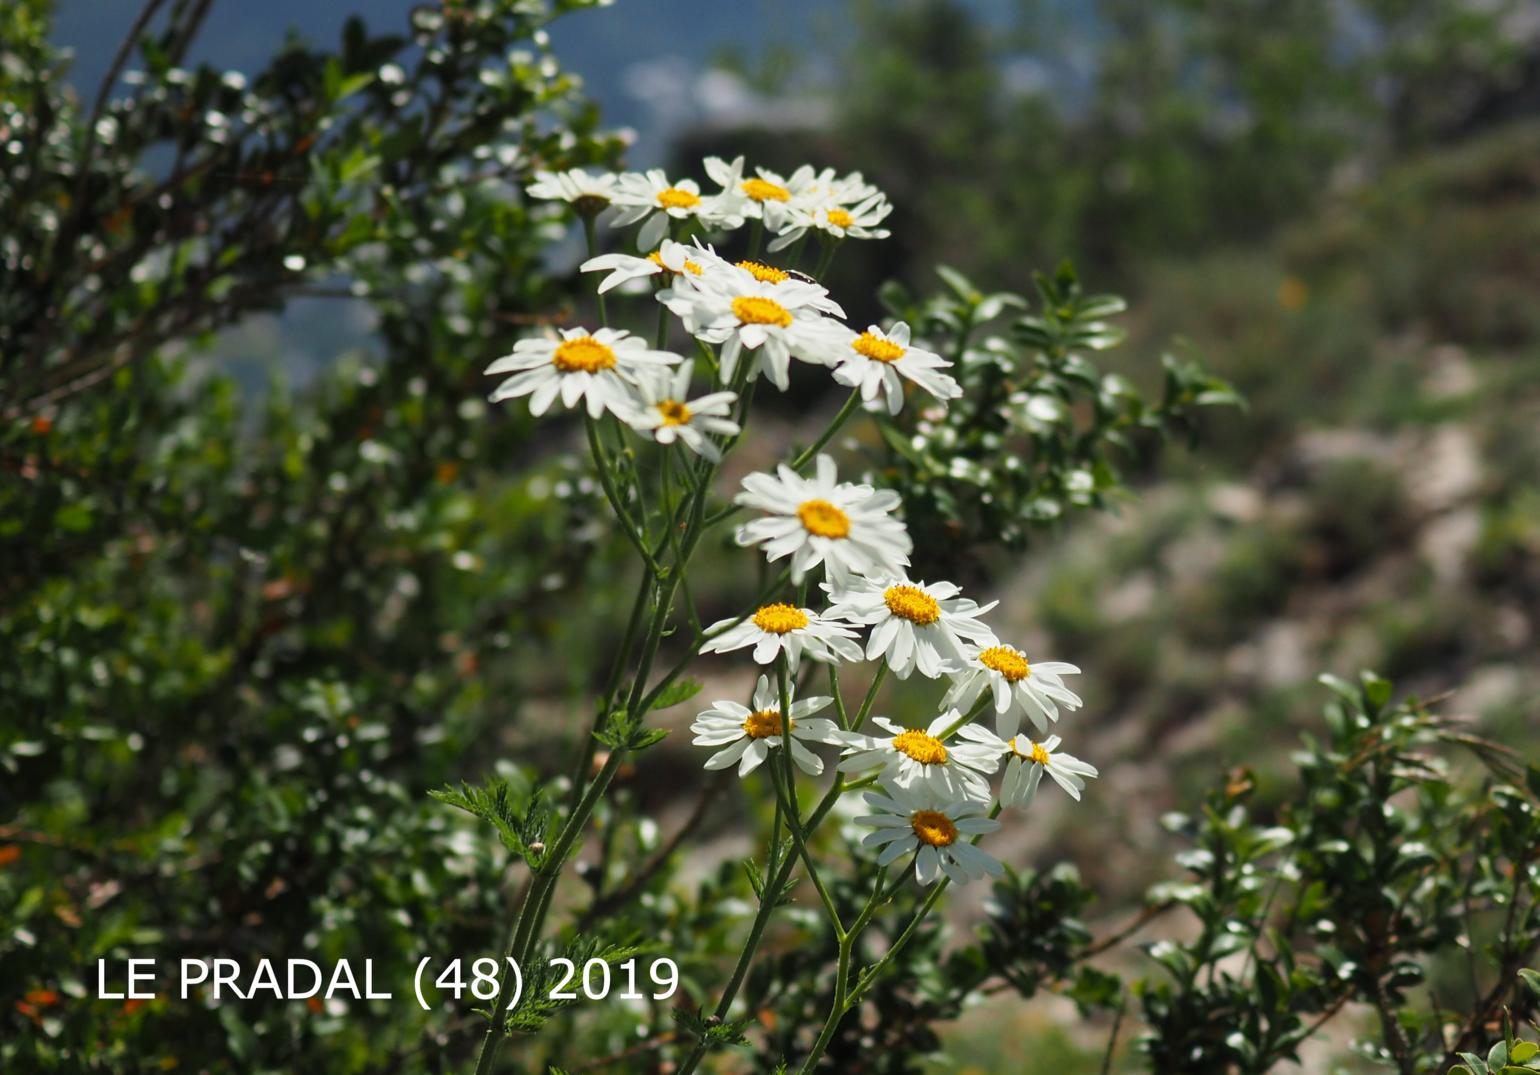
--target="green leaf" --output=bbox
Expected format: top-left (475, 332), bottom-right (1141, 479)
top-left (54, 503), bottom-right (93, 532)
top-left (935, 264), bottom-right (979, 303)
top-left (1361, 671), bottom-right (1393, 711)
top-left (1510, 1042), bottom-right (1539, 1062)
top-left (649, 677), bottom-right (702, 711)
top-left (629, 727), bottom-right (669, 751)
top-left (218, 1006), bottom-right (258, 1060)
top-left (430, 777), bottom-right (544, 861)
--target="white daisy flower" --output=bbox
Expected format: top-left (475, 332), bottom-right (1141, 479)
top-left (806, 167), bottom-right (886, 209)
top-left (689, 674), bottom-right (841, 777)
top-left (836, 712), bottom-right (998, 803)
top-left (823, 576), bottom-right (996, 680)
top-left (699, 602), bottom-right (862, 672)
top-left (767, 193), bottom-right (893, 252)
top-left (580, 239), bottom-right (705, 294)
top-left (658, 265), bottom-right (843, 390)
top-left (957, 727), bottom-right (1099, 806)
top-left (618, 361), bottom-right (739, 461)
top-left (703, 156), bottom-right (818, 232)
top-left (611, 170), bottom-right (743, 250)
top-left (856, 784), bottom-right (1003, 886)
top-left (525, 169), bottom-right (617, 215)
top-left (734, 454), bottom-right (912, 585)
top-left (485, 327), bottom-right (681, 420)
top-left (942, 642), bottom-right (1083, 738)
top-left (827, 322), bottom-right (962, 416)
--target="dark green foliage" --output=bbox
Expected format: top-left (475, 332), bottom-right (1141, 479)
top-left (875, 261), bottom-right (1240, 572)
top-left (1, 1), bottom-right (625, 1070)
top-left (1129, 673), bottom-right (1539, 1074)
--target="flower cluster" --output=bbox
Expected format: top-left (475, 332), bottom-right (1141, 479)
top-left (501, 158), bottom-right (956, 438)
top-left (704, 451), bottom-right (1095, 884)
top-left (501, 156), bottom-right (1095, 890)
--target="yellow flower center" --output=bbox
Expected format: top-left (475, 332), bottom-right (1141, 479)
top-left (657, 399), bottom-right (691, 426)
top-left (731, 295), bottom-right (793, 328)
top-left (910, 809), bottom-right (958, 847)
top-left (979, 645), bottom-right (1031, 682)
top-left (1009, 736), bottom-right (1051, 765)
top-left (892, 729), bottom-right (948, 766)
top-left (742, 708), bottom-right (792, 739)
top-left (646, 251), bottom-right (702, 276)
top-left (656, 186), bottom-right (701, 210)
top-left (736, 260), bottom-right (789, 284)
top-left (797, 499), bottom-right (850, 538)
top-left (752, 603), bottom-right (809, 634)
top-left (552, 336), bottom-right (617, 373)
top-left (827, 209), bottom-right (854, 229)
top-left (742, 177), bottom-right (791, 203)
top-left (852, 332), bottom-right (906, 364)
top-left (883, 584), bottom-right (941, 625)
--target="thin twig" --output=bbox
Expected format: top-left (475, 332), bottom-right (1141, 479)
top-left (1078, 901), bottom-right (1179, 961)
top-left (576, 777), bottom-right (726, 930)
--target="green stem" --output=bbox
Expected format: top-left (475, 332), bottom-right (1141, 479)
top-left (852, 663), bottom-right (888, 731)
top-left (788, 389), bottom-right (862, 471)
top-left (703, 388), bottom-right (862, 529)
top-left (796, 804), bottom-right (1002, 1074)
top-left (827, 665), bottom-right (849, 730)
top-left (936, 694), bottom-right (993, 741)
top-left (585, 414), bottom-right (656, 572)
top-left (796, 936), bottom-right (852, 1075)
top-left (676, 772), bottom-right (852, 1075)
top-left (581, 214), bottom-right (608, 327)
top-left (575, 569), bottom-right (655, 786)
top-left (473, 749), bottom-right (625, 1075)
top-left (813, 237), bottom-right (840, 279)
top-left (774, 661), bottom-right (843, 936)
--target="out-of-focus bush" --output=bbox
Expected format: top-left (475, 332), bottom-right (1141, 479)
top-left (1, 1), bottom-right (628, 1068)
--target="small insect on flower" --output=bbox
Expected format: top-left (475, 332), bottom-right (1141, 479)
top-left (699, 602), bottom-right (863, 672)
top-left (690, 675), bottom-right (841, 776)
top-left (837, 711), bottom-right (998, 803)
top-left (525, 169), bottom-right (618, 217)
top-left (943, 641), bottom-right (1083, 738)
top-left (485, 327), bottom-right (681, 420)
top-left (580, 239), bottom-right (704, 294)
top-left (826, 322), bottom-right (962, 416)
top-left (610, 169), bottom-right (743, 250)
top-left (957, 726), bottom-right (1099, 806)
top-left (857, 784), bottom-right (1003, 885)
top-left (619, 361), bottom-right (740, 461)
top-left (734, 454), bottom-right (912, 585)
top-left (824, 575), bottom-right (995, 680)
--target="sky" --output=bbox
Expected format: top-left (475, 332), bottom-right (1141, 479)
top-left (52, 0), bottom-right (833, 153)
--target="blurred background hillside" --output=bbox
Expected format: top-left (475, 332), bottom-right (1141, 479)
top-left (14, 0), bottom-right (1540, 1070)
